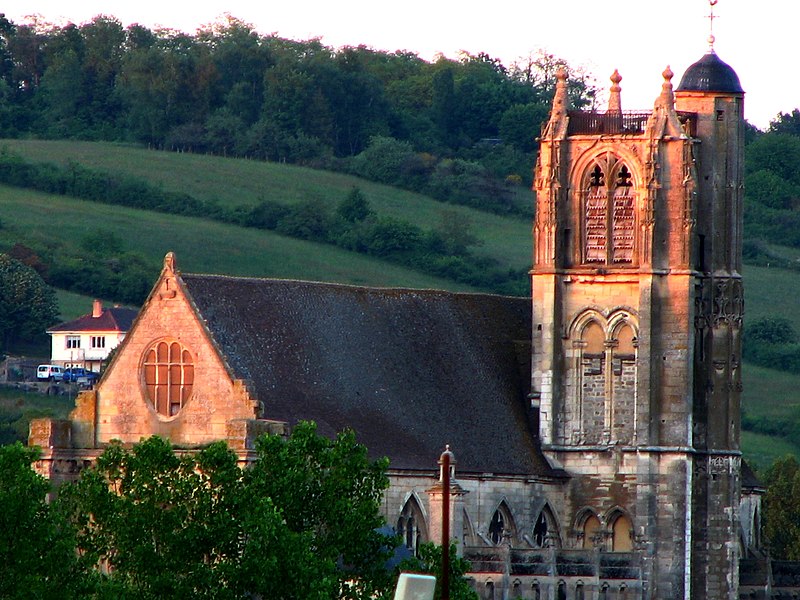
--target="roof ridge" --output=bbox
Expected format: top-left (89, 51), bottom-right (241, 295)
top-left (181, 272), bottom-right (527, 300)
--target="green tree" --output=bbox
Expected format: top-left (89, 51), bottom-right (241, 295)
top-left (338, 187), bottom-right (374, 223)
top-left (769, 109), bottom-right (800, 137)
top-left (246, 421), bottom-right (394, 599)
top-left (499, 102), bottom-right (550, 152)
top-left (60, 423), bottom-right (394, 599)
top-left (763, 456), bottom-right (800, 559)
top-left (0, 253), bottom-right (59, 351)
top-left (745, 169), bottom-right (800, 210)
top-left (0, 443), bottom-right (88, 599)
top-left (745, 316), bottom-right (798, 347)
top-left (746, 133), bottom-right (800, 186)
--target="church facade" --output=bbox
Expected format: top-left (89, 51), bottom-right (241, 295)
top-left (31, 51), bottom-right (770, 599)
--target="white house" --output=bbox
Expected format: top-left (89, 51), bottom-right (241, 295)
top-left (47, 299), bottom-right (138, 372)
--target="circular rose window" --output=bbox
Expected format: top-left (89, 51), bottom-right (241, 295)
top-left (143, 341), bottom-right (194, 417)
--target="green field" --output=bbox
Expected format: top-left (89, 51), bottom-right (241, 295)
top-left (0, 185), bottom-right (477, 292)
top-left (3, 140), bottom-right (800, 471)
top-left (0, 139), bottom-right (533, 272)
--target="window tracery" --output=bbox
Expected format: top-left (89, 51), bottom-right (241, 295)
top-left (488, 501), bottom-right (515, 545)
top-left (583, 160), bottom-right (637, 266)
top-left (565, 310), bottom-right (638, 445)
top-left (397, 496), bottom-right (427, 556)
top-left (142, 340), bottom-right (194, 417)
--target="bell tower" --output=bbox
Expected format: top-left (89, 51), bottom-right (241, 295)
top-left (531, 50), bottom-right (743, 598)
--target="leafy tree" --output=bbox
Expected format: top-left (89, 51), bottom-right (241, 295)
top-left (745, 169), bottom-right (800, 210)
top-left (0, 443), bottom-right (88, 599)
top-left (338, 187), bottom-right (374, 223)
top-left (0, 253), bottom-right (59, 351)
top-left (246, 422), bottom-right (395, 599)
top-left (769, 109), bottom-right (800, 137)
top-left (432, 210), bottom-right (482, 255)
top-left (746, 133), bottom-right (800, 186)
top-left (60, 423), bottom-right (394, 599)
top-left (745, 316), bottom-right (798, 346)
top-left (763, 456), bottom-right (800, 559)
top-left (350, 136), bottom-right (417, 186)
top-left (499, 102), bottom-right (549, 152)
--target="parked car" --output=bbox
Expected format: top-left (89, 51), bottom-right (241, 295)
top-left (37, 364), bottom-right (64, 381)
top-left (62, 367), bottom-right (100, 385)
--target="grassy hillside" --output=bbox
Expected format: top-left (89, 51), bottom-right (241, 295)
top-left (0, 139), bottom-right (533, 272)
top-left (0, 185), bottom-right (478, 292)
top-left (3, 140), bottom-right (800, 470)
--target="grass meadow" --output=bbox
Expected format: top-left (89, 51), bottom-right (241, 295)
top-left (0, 139), bottom-right (533, 271)
top-left (2, 140), bottom-right (800, 470)
top-left (0, 185), bottom-right (477, 292)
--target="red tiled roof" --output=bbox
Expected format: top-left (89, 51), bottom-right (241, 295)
top-left (48, 307), bottom-right (138, 333)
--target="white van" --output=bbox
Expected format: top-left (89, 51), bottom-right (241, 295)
top-left (37, 365), bottom-right (64, 381)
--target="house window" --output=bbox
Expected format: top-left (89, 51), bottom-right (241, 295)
top-left (66, 336), bottom-right (81, 349)
top-left (583, 161), bottom-right (636, 266)
top-left (91, 336), bottom-right (106, 349)
top-left (143, 340), bottom-right (194, 417)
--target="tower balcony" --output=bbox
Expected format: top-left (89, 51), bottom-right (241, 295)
top-left (566, 110), bottom-right (697, 136)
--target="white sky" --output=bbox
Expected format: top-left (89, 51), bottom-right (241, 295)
top-left (1, 0), bottom-right (792, 129)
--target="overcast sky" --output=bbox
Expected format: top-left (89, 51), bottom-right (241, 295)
top-left (2, 0), bottom-right (792, 129)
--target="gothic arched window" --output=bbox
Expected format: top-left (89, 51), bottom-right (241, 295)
top-left (611, 513), bottom-right (633, 551)
top-left (583, 161), bottom-right (636, 266)
top-left (397, 496), bottom-right (427, 556)
top-left (533, 505), bottom-right (558, 548)
top-left (533, 511), bottom-right (548, 547)
top-left (582, 514), bottom-right (601, 549)
top-left (143, 340), bottom-right (194, 417)
top-left (489, 502), bottom-right (515, 545)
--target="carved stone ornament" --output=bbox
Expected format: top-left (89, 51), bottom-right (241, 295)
top-left (712, 279), bottom-right (744, 328)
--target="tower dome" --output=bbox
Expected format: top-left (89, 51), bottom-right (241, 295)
top-left (676, 51), bottom-right (743, 94)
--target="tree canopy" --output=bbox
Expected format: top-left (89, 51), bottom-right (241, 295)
top-left (0, 253), bottom-right (59, 351)
top-left (56, 422), bottom-right (396, 599)
top-left (0, 14), bottom-right (594, 165)
top-left (762, 456), bottom-right (800, 560)
top-left (0, 443), bottom-right (89, 599)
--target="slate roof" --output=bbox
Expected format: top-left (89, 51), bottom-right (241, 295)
top-left (677, 51), bottom-right (743, 94)
top-left (741, 460), bottom-right (763, 491)
top-left (180, 273), bottom-right (556, 478)
top-left (49, 307), bottom-right (138, 333)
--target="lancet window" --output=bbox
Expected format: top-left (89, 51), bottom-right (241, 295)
top-left (583, 161), bottom-right (637, 266)
top-left (488, 501), bottom-right (515, 545)
top-left (611, 513), bottom-right (634, 552)
top-left (397, 496), bottom-right (427, 556)
top-left (564, 311), bottom-right (638, 445)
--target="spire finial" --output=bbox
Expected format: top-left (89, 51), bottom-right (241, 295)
top-left (707, 0), bottom-right (719, 50)
top-left (550, 67), bottom-right (570, 115)
top-left (608, 69), bottom-right (622, 113)
top-left (660, 66), bottom-right (675, 105)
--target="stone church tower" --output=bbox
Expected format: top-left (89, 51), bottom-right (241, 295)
top-left (531, 52), bottom-right (744, 599)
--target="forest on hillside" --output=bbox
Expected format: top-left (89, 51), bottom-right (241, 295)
top-left (4, 12), bottom-right (800, 241)
top-left (0, 13), bottom-right (596, 191)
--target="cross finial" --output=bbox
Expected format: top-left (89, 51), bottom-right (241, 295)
top-left (707, 0), bottom-right (719, 50)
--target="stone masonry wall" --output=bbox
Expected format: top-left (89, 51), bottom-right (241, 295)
top-left (84, 269), bottom-right (258, 448)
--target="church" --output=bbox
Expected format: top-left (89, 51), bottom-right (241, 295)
top-left (32, 48), bottom-right (779, 599)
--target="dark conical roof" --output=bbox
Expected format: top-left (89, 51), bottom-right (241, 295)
top-left (676, 51), bottom-right (743, 94)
